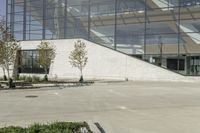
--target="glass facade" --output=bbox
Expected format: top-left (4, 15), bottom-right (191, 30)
top-left (7, 0), bottom-right (200, 75)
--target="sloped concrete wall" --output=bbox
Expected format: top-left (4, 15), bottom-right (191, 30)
top-left (18, 39), bottom-right (190, 82)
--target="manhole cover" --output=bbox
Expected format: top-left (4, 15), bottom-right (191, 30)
top-left (25, 95), bottom-right (38, 98)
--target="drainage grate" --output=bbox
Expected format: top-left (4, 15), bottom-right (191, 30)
top-left (25, 95), bottom-right (38, 98)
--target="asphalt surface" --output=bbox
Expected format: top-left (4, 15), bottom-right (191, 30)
top-left (1, 81), bottom-right (200, 133)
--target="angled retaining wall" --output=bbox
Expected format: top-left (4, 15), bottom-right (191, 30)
top-left (16, 39), bottom-right (191, 82)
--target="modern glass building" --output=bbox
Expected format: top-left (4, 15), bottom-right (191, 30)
top-left (6, 0), bottom-right (200, 75)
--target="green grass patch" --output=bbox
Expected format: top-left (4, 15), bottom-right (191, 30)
top-left (0, 122), bottom-right (93, 133)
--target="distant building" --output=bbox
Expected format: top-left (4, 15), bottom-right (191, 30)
top-left (4, 0), bottom-right (200, 80)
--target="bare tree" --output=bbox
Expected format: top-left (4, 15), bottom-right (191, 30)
top-left (0, 17), bottom-right (20, 85)
top-left (69, 40), bottom-right (88, 82)
top-left (0, 16), bottom-right (7, 80)
top-left (0, 42), bottom-right (7, 80)
top-left (37, 41), bottom-right (56, 81)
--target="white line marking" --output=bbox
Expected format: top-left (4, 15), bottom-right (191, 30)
top-left (119, 106), bottom-right (128, 110)
top-left (54, 92), bottom-right (60, 96)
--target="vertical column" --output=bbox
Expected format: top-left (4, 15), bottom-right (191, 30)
top-left (167, 0), bottom-right (170, 10)
top-left (88, 0), bottom-right (91, 40)
top-left (11, 0), bottom-right (14, 35)
top-left (177, 0), bottom-right (181, 73)
top-left (29, 3), bottom-right (31, 40)
top-left (114, 0), bottom-right (117, 50)
top-left (43, 0), bottom-right (46, 40)
top-left (144, 0), bottom-right (147, 60)
top-left (6, 0), bottom-right (8, 28)
top-left (23, 0), bottom-right (26, 40)
top-left (31, 51), bottom-right (33, 73)
top-left (64, 0), bottom-right (67, 38)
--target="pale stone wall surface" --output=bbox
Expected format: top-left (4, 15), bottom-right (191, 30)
top-left (0, 69), bottom-right (3, 78)
top-left (5, 39), bottom-right (197, 82)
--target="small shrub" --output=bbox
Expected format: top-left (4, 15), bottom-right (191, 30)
top-left (17, 75), bottom-right (42, 83)
top-left (25, 76), bottom-right (32, 83)
top-left (32, 76), bottom-right (41, 83)
top-left (0, 126), bottom-right (24, 133)
top-left (0, 122), bottom-right (93, 133)
top-left (18, 75), bottom-right (26, 81)
top-left (42, 75), bottom-right (48, 82)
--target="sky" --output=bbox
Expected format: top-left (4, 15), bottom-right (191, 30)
top-left (0, 0), bottom-right (6, 16)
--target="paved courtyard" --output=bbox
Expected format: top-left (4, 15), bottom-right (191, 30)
top-left (1, 81), bottom-right (200, 133)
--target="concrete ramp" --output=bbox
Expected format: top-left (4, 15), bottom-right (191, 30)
top-left (18, 39), bottom-right (191, 82)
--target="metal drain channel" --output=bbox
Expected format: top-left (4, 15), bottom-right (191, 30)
top-left (25, 95), bottom-right (38, 98)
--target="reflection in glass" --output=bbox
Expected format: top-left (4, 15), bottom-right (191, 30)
top-left (6, 0), bottom-right (200, 75)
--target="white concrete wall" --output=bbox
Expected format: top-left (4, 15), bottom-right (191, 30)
top-left (0, 69), bottom-right (3, 79)
top-left (18, 39), bottom-right (191, 82)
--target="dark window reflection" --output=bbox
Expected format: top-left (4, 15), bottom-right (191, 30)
top-left (18, 50), bottom-right (49, 74)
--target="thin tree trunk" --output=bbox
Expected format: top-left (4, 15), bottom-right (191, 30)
top-left (45, 51), bottom-right (48, 81)
top-left (2, 67), bottom-right (7, 80)
top-left (6, 66), bottom-right (12, 88)
top-left (2, 67), bottom-right (5, 75)
top-left (80, 68), bottom-right (83, 77)
top-left (44, 67), bottom-right (48, 81)
top-left (45, 69), bottom-right (47, 79)
top-left (6, 66), bottom-right (10, 79)
top-left (79, 67), bottom-right (83, 83)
